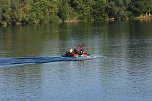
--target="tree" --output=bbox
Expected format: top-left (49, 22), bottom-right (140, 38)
top-left (92, 0), bottom-right (108, 20)
top-left (0, 0), bottom-right (151, 25)
top-left (145, 0), bottom-right (152, 15)
top-left (58, 0), bottom-right (71, 22)
top-left (11, 0), bottom-right (22, 24)
top-left (106, 1), bottom-right (118, 18)
top-left (128, 0), bottom-right (150, 16)
top-left (29, 0), bottom-right (59, 24)
top-left (0, 0), bottom-right (11, 25)
top-left (0, 1), bottom-right (2, 22)
top-left (106, 0), bottom-right (130, 20)
top-left (69, 0), bottom-right (95, 20)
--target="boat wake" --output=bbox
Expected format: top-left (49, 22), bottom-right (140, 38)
top-left (0, 55), bottom-right (102, 67)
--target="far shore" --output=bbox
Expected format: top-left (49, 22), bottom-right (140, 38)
top-left (1, 16), bottom-right (152, 27)
top-left (134, 15), bottom-right (152, 20)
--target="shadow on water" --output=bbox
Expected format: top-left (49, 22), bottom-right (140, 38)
top-left (0, 55), bottom-right (102, 67)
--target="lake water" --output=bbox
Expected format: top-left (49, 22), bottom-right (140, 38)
top-left (0, 20), bottom-right (152, 101)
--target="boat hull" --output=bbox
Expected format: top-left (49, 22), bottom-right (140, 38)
top-left (61, 53), bottom-right (89, 57)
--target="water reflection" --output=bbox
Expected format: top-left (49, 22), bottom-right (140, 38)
top-left (97, 20), bottom-right (152, 100)
top-left (0, 20), bottom-right (152, 101)
top-left (0, 65), bottom-right (42, 101)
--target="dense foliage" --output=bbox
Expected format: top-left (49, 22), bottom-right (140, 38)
top-left (0, 0), bottom-right (152, 25)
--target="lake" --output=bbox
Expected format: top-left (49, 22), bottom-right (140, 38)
top-left (0, 20), bottom-right (152, 101)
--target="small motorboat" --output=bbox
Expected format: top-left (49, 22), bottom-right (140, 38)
top-left (62, 46), bottom-right (90, 57)
top-left (61, 53), bottom-right (89, 57)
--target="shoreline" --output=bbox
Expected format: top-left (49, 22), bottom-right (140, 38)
top-left (134, 15), bottom-right (152, 20)
top-left (1, 16), bottom-right (152, 27)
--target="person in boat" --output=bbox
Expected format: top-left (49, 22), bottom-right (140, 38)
top-left (73, 48), bottom-right (85, 56)
top-left (76, 47), bottom-right (84, 55)
top-left (69, 48), bottom-right (73, 53)
top-left (69, 47), bottom-right (84, 55)
top-left (65, 48), bottom-right (73, 56)
top-left (66, 48), bottom-right (74, 56)
top-left (79, 50), bottom-right (84, 55)
top-left (73, 48), bottom-right (78, 54)
top-left (77, 44), bottom-right (84, 54)
top-left (63, 47), bottom-right (88, 57)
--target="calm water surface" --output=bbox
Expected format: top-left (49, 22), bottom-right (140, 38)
top-left (0, 20), bottom-right (152, 101)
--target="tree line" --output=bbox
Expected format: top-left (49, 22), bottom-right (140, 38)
top-left (0, 0), bottom-right (152, 26)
